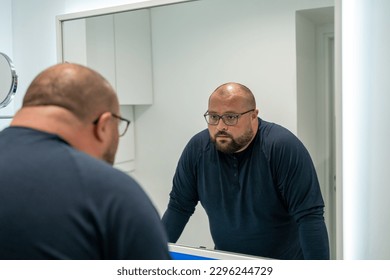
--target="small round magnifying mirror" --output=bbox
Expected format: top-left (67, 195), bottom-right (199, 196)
top-left (0, 52), bottom-right (18, 109)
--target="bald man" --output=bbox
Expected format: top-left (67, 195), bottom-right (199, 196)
top-left (162, 82), bottom-right (329, 260)
top-left (0, 63), bottom-right (170, 259)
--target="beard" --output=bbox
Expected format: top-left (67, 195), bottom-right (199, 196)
top-left (102, 139), bottom-right (118, 165)
top-left (102, 149), bottom-right (116, 165)
top-left (211, 127), bottom-right (254, 154)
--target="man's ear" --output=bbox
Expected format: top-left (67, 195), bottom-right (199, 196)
top-left (93, 112), bottom-right (112, 142)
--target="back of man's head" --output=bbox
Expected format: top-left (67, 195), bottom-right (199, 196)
top-left (12, 63), bottom-right (120, 164)
top-left (23, 63), bottom-right (117, 123)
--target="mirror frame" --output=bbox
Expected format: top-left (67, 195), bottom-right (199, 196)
top-left (0, 52), bottom-right (17, 109)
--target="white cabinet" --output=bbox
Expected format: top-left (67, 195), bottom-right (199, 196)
top-left (114, 10), bottom-right (153, 105)
top-left (62, 18), bottom-right (87, 65)
top-left (62, 10), bottom-right (154, 105)
top-left (85, 15), bottom-right (117, 92)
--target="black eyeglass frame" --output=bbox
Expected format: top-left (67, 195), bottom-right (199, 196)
top-left (93, 112), bottom-right (131, 137)
top-left (203, 109), bottom-right (255, 126)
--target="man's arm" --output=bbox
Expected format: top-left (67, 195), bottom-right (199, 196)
top-left (161, 138), bottom-right (200, 243)
top-left (268, 123), bottom-right (330, 259)
top-left (162, 206), bottom-right (192, 242)
top-left (297, 210), bottom-right (330, 259)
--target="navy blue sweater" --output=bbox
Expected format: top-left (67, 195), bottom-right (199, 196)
top-left (162, 119), bottom-right (329, 259)
top-left (0, 127), bottom-right (170, 260)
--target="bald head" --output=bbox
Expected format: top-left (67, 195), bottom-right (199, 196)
top-left (23, 63), bottom-right (118, 122)
top-left (210, 82), bottom-right (256, 110)
top-left (13, 63), bottom-right (121, 164)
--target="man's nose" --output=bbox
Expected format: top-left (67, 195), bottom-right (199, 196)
top-left (216, 118), bottom-right (228, 131)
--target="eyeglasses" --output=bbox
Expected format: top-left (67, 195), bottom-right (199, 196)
top-left (111, 113), bottom-right (131, 137)
top-left (93, 113), bottom-right (131, 137)
top-left (203, 109), bottom-right (255, 126)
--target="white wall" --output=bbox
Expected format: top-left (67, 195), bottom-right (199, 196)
top-left (0, 0), bottom-right (13, 57)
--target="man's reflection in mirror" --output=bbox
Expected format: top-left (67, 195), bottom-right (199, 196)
top-left (162, 82), bottom-right (329, 260)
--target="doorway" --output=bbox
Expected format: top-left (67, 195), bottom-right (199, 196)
top-left (296, 7), bottom-right (336, 259)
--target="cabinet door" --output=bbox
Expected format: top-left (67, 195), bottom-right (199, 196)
top-left (114, 10), bottom-right (153, 105)
top-left (85, 15), bottom-right (116, 91)
top-left (62, 18), bottom-right (87, 65)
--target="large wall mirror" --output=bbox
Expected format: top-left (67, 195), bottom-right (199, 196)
top-left (57, 0), bottom-right (337, 258)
